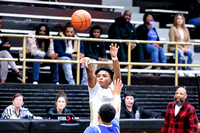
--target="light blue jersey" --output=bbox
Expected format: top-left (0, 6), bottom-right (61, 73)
top-left (84, 118), bottom-right (120, 133)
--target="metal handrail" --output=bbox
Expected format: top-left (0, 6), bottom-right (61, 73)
top-left (0, 33), bottom-right (200, 86)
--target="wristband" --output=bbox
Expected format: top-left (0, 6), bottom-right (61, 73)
top-left (111, 56), bottom-right (118, 61)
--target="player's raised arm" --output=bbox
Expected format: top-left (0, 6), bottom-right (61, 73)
top-left (110, 79), bottom-right (123, 119)
top-left (110, 43), bottom-right (121, 81)
top-left (80, 57), bottom-right (96, 88)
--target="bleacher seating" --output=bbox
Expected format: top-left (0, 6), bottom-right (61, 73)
top-left (0, 84), bottom-right (199, 119)
top-left (133, 0), bottom-right (190, 13)
top-left (59, 0), bottom-right (101, 4)
top-left (0, 0), bottom-right (123, 11)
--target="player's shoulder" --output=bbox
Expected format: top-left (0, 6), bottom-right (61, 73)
top-left (84, 125), bottom-right (100, 133)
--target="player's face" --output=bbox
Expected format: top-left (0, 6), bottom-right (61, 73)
top-left (174, 88), bottom-right (187, 105)
top-left (56, 97), bottom-right (67, 111)
top-left (39, 26), bottom-right (46, 35)
top-left (96, 70), bottom-right (112, 88)
top-left (123, 11), bottom-right (131, 22)
top-left (177, 15), bottom-right (183, 26)
top-left (65, 27), bottom-right (75, 37)
top-left (93, 29), bottom-right (101, 38)
top-left (12, 96), bottom-right (24, 108)
top-left (125, 96), bottom-right (134, 108)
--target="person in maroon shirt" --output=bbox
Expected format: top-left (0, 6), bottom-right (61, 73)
top-left (161, 87), bottom-right (198, 133)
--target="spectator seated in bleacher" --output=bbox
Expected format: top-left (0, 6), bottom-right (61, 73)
top-left (108, 10), bottom-right (145, 68)
top-left (120, 92), bottom-right (161, 119)
top-left (136, 13), bottom-right (170, 70)
top-left (47, 91), bottom-right (75, 118)
top-left (0, 19), bottom-right (23, 83)
top-left (26, 24), bottom-right (59, 84)
top-left (53, 22), bottom-right (87, 85)
top-left (84, 25), bottom-right (112, 72)
top-left (187, 0), bottom-right (200, 28)
top-left (1, 93), bottom-right (42, 119)
top-left (169, 14), bottom-right (194, 77)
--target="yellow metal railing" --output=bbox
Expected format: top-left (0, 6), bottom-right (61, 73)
top-left (0, 33), bottom-right (200, 86)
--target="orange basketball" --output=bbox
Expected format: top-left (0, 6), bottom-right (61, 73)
top-left (71, 10), bottom-right (92, 31)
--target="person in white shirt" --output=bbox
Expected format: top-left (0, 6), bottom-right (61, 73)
top-left (84, 79), bottom-right (123, 133)
top-left (80, 43), bottom-right (121, 126)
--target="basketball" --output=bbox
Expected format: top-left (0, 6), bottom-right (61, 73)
top-left (71, 10), bottom-right (92, 31)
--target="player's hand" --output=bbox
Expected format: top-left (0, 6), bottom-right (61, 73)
top-left (80, 57), bottom-right (91, 68)
top-left (110, 43), bottom-right (119, 58)
top-left (110, 78), bottom-right (123, 95)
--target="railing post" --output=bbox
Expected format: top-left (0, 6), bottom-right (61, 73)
top-left (127, 42), bottom-right (131, 85)
top-left (22, 37), bottom-right (27, 83)
top-left (175, 43), bottom-right (179, 86)
top-left (76, 39), bottom-right (80, 85)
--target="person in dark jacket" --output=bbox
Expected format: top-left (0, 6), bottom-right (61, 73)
top-left (84, 25), bottom-right (111, 71)
top-left (120, 92), bottom-right (160, 119)
top-left (108, 10), bottom-right (144, 65)
top-left (136, 14), bottom-right (168, 69)
top-left (48, 92), bottom-right (75, 118)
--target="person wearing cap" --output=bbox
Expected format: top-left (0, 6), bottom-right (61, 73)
top-left (0, 19), bottom-right (23, 83)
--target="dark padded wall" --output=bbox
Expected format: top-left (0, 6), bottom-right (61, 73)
top-left (0, 84), bottom-right (199, 119)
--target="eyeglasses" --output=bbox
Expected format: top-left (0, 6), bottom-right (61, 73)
top-left (14, 98), bottom-right (23, 102)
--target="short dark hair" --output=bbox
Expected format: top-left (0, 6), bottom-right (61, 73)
top-left (124, 92), bottom-right (136, 98)
top-left (95, 66), bottom-right (113, 80)
top-left (12, 93), bottom-right (25, 102)
top-left (89, 25), bottom-right (102, 38)
top-left (98, 104), bottom-right (116, 123)
top-left (143, 13), bottom-right (154, 23)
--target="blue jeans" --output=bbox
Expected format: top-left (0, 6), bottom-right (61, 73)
top-left (59, 56), bottom-right (88, 85)
top-left (146, 44), bottom-right (167, 63)
top-left (26, 54), bottom-right (59, 83)
top-left (172, 49), bottom-right (193, 70)
top-left (188, 17), bottom-right (200, 28)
